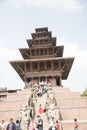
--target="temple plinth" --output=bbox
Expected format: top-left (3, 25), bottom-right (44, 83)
top-left (10, 27), bottom-right (74, 87)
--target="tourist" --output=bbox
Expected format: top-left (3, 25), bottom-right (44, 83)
top-left (29, 120), bottom-right (35, 130)
top-left (6, 118), bottom-right (16, 130)
top-left (0, 120), bottom-right (6, 130)
top-left (15, 120), bottom-right (20, 130)
top-left (43, 84), bottom-right (48, 93)
top-left (36, 115), bottom-right (43, 130)
top-left (55, 120), bottom-right (61, 130)
top-left (19, 120), bottom-right (22, 130)
top-left (74, 118), bottom-right (79, 130)
top-left (49, 117), bottom-right (55, 130)
top-left (38, 104), bottom-right (44, 114)
top-left (37, 86), bottom-right (42, 97)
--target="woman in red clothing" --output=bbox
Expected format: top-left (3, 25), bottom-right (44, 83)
top-left (55, 120), bottom-right (61, 130)
top-left (38, 104), bottom-right (44, 114)
top-left (74, 118), bottom-right (79, 130)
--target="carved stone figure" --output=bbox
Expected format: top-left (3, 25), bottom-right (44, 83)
top-left (49, 93), bottom-right (57, 107)
top-left (45, 89), bottom-right (60, 121)
top-left (28, 95), bottom-right (35, 108)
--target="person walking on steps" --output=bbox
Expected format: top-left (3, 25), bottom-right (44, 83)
top-left (55, 120), bottom-right (61, 130)
top-left (36, 115), bottom-right (43, 130)
top-left (74, 118), bottom-right (79, 130)
top-left (6, 118), bottom-right (16, 130)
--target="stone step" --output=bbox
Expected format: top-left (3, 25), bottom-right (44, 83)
top-left (34, 93), bottom-right (49, 130)
top-left (61, 120), bottom-right (87, 130)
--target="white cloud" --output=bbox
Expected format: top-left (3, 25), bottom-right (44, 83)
top-left (0, 47), bottom-right (22, 61)
top-left (9, 0), bottom-right (83, 12)
top-left (58, 38), bottom-right (87, 92)
top-left (0, 40), bottom-right (22, 61)
top-left (58, 39), bottom-right (78, 57)
top-left (0, 47), bottom-right (23, 89)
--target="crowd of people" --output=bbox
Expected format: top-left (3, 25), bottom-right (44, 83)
top-left (0, 118), bottom-right (22, 130)
top-left (0, 116), bottom-right (43, 130)
top-left (28, 103), bottom-right (61, 130)
top-left (34, 81), bottom-right (49, 97)
top-left (48, 117), bottom-right (61, 130)
top-left (0, 117), bottom-right (79, 130)
top-left (26, 80), bottom-right (52, 97)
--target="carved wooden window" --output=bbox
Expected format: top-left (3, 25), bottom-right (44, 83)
top-left (47, 61), bottom-right (51, 70)
top-left (53, 61), bottom-right (58, 70)
top-left (35, 41), bottom-right (38, 45)
top-left (49, 48), bottom-right (53, 54)
top-left (32, 49), bottom-right (35, 56)
top-left (40, 49), bottom-right (44, 55)
top-left (32, 62), bottom-right (38, 71)
top-left (45, 48), bottom-right (47, 55)
top-left (26, 63), bottom-right (30, 72)
top-left (40, 62), bottom-right (44, 71)
top-left (42, 39), bottom-right (43, 44)
top-left (37, 49), bottom-right (39, 55)
top-left (40, 40), bottom-right (42, 45)
top-left (41, 34), bottom-right (43, 37)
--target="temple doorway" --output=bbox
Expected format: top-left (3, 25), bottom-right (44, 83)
top-left (56, 76), bottom-right (61, 86)
top-left (40, 77), bottom-right (46, 82)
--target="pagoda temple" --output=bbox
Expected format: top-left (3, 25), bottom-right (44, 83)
top-left (10, 27), bottom-right (74, 87)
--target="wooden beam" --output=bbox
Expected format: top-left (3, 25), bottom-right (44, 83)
top-left (55, 47), bottom-right (61, 55)
top-left (17, 64), bottom-right (24, 74)
top-left (61, 60), bottom-right (69, 70)
top-left (24, 51), bottom-right (30, 58)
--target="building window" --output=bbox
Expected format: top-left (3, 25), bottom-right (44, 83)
top-left (47, 61), bottom-right (51, 70)
top-left (40, 62), bottom-right (44, 71)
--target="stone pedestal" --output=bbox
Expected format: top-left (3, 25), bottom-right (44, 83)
top-left (22, 121), bottom-right (29, 130)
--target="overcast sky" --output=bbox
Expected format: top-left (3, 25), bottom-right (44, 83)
top-left (0, 0), bottom-right (87, 92)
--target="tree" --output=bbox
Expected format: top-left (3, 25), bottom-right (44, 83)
top-left (82, 88), bottom-right (87, 96)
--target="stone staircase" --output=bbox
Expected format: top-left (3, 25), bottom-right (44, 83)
top-left (0, 89), bottom-right (31, 122)
top-left (61, 120), bottom-right (87, 130)
top-left (52, 87), bottom-right (87, 130)
top-left (34, 93), bottom-right (49, 130)
top-left (0, 88), bottom-right (49, 129)
top-left (0, 87), bottom-right (87, 130)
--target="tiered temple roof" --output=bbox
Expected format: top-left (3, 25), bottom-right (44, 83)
top-left (10, 27), bottom-right (74, 86)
